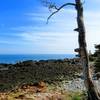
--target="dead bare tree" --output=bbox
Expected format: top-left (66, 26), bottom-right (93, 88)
top-left (41, 0), bottom-right (100, 99)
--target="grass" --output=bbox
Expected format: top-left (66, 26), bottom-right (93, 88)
top-left (1, 91), bottom-right (86, 100)
top-left (62, 91), bottom-right (87, 100)
top-left (0, 83), bottom-right (87, 100)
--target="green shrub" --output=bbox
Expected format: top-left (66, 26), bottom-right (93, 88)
top-left (93, 44), bottom-right (100, 72)
top-left (72, 95), bottom-right (81, 100)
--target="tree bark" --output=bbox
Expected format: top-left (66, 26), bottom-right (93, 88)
top-left (75, 0), bottom-right (100, 99)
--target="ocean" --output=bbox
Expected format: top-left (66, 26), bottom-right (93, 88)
top-left (0, 54), bottom-right (75, 64)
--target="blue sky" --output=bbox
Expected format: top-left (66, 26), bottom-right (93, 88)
top-left (0, 0), bottom-right (100, 54)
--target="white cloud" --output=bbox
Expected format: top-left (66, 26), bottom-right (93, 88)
top-left (84, 11), bottom-right (100, 53)
top-left (8, 7), bottom-right (100, 54)
top-left (19, 31), bottom-right (78, 54)
top-left (0, 40), bottom-right (12, 44)
top-left (11, 7), bottom-right (76, 33)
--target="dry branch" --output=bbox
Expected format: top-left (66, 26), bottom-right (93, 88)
top-left (47, 3), bottom-right (75, 24)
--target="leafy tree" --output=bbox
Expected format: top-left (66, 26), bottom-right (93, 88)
top-left (94, 44), bottom-right (100, 72)
top-left (41, 0), bottom-right (100, 99)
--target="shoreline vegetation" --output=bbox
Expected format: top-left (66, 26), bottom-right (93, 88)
top-left (0, 58), bottom-right (99, 99)
top-left (0, 58), bottom-right (82, 91)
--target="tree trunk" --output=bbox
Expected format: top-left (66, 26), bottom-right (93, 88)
top-left (75, 0), bottom-right (100, 99)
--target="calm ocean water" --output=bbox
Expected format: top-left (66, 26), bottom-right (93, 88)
top-left (0, 54), bottom-right (75, 64)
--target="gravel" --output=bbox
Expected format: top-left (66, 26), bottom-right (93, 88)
top-left (61, 78), bottom-right (100, 92)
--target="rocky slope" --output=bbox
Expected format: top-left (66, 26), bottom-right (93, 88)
top-left (0, 58), bottom-right (82, 92)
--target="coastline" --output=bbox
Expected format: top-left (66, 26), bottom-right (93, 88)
top-left (0, 58), bottom-right (81, 92)
top-left (0, 54), bottom-right (75, 64)
top-left (0, 58), bottom-right (99, 100)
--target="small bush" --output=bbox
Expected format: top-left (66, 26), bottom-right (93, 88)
top-left (72, 95), bottom-right (81, 100)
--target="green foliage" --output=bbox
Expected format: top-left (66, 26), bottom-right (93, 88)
top-left (71, 92), bottom-right (86, 100)
top-left (94, 44), bottom-right (100, 72)
top-left (72, 95), bottom-right (81, 100)
top-left (62, 91), bottom-right (87, 100)
top-left (89, 55), bottom-right (95, 61)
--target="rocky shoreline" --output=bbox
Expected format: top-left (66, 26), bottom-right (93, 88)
top-left (0, 58), bottom-right (100, 93)
top-left (0, 58), bottom-right (82, 92)
top-left (0, 58), bottom-right (100, 100)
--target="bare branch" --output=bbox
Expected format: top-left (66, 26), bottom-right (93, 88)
top-left (41, 0), bottom-right (57, 10)
top-left (47, 3), bottom-right (76, 24)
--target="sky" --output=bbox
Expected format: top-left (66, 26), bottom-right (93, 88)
top-left (0, 0), bottom-right (100, 54)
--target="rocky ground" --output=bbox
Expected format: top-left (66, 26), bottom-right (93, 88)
top-left (0, 81), bottom-right (87, 100)
top-left (0, 58), bottom-right (82, 92)
top-left (0, 58), bottom-right (99, 99)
